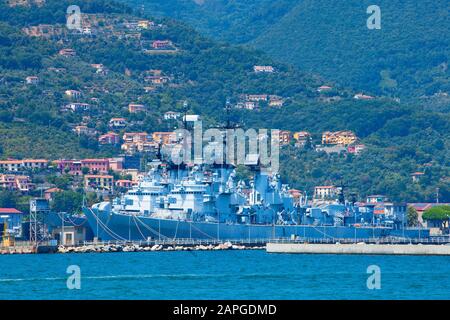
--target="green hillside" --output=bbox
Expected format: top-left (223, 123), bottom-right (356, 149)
top-left (0, 0), bottom-right (449, 201)
top-left (121, 0), bottom-right (298, 44)
top-left (253, 0), bottom-right (450, 99)
top-left (127, 0), bottom-right (450, 100)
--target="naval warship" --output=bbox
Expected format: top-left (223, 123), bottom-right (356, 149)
top-left (82, 118), bottom-right (428, 241)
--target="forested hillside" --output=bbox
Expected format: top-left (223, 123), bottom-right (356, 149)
top-left (0, 0), bottom-right (449, 201)
top-left (127, 0), bottom-right (450, 100)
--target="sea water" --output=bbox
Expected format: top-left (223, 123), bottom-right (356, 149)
top-left (0, 251), bottom-right (448, 300)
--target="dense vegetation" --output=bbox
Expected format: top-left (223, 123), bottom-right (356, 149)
top-left (128, 0), bottom-right (450, 100)
top-left (122, 0), bottom-right (298, 44)
top-left (0, 0), bottom-right (449, 202)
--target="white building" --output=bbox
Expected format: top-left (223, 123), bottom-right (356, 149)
top-left (164, 111), bottom-right (181, 121)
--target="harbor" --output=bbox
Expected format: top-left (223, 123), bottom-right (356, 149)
top-left (3, 236), bottom-right (450, 256)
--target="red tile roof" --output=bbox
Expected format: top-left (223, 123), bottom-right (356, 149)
top-left (0, 208), bottom-right (23, 214)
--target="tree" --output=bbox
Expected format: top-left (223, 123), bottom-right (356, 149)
top-left (235, 165), bottom-right (252, 182)
top-left (51, 191), bottom-right (83, 214)
top-left (406, 206), bottom-right (419, 227)
top-left (81, 167), bottom-right (90, 175)
top-left (423, 206), bottom-right (450, 232)
top-left (0, 190), bottom-right (18, 208)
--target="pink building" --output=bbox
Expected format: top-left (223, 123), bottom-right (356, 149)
top-left (81, 159), bottom-right (110, 174)
top-left (54, 160), bottom-right (82, 175)
top-left (55, 159), bottom-right (112, 175)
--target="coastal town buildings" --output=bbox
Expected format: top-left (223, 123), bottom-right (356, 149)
top-left (152, 132), bottom-right (177, 145)
top-left (0, 174), bottom-right (33, 192)
top-left (0, 159), bottom-right (48, 172)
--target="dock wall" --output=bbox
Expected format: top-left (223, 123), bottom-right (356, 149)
top-left (266, 243), bottom-right (450, 256)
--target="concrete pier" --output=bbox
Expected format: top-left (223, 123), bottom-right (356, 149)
top-left (266, 243), bottom-right (450, 256)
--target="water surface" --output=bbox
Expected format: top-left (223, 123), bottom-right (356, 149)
top-left (0, 251), bottom-right (448, 299)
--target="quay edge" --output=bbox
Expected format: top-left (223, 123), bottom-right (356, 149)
top-left (266, 243), bottom-right (450, 256)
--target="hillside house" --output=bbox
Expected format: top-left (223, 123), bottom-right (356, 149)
top-left (278, 131), bottom-right (292, 146)
top-left (109, 118), bottom-right (127, 128)
top-left (138, 20), bottom-right (154, 29)
top-left (121, 132), bottom-right (155, 154)
top-left (314, 186), bottom-right (339, 200)
top-left (128, 104), bottom-right (147, 113)
top-left (123, 132), bottom-right (152, 143)
top-left (164, 111), bottom-right (181, 120)
top-left (44, 187), bottom-right (62, 201)
top-left (268, 97), bottom-right (284, 107)
top-left (347, 144), bottom-right (366, 155)
top-left (354, 93), bottom-right (374, 100)
top-left (116, 180), bottom-right (134, 189)
top-left (317, 85), bottom-right (333, 93)
top-left (152, 40), bottom-right (172, 49)
top-left (64, 103), bottom-right (90, 112)
top-left (59, 48), bottom-right (76, 57)
top-left (244, 101), bottom-right (258, 110)
top-left (121, 142), bottom-right (158, 155)
top-left (253, 66), bottom-right (275, 73)
top-left (98, 132), bottom-right (120, 145)
top-left (65, 90), bottom-right (82, 99)
top-left (146, 69), bottom-right (163, 76)
top-left (293, 131), bottom-right (311, 147)
top-left (322, 131), bottom-right (357, 146)
top-left (25, 76), bottom-right (39, 85)
top-left (84, 175), bottom-right (114, 192)
top-left (73, 125), bottom-right (97, 136)
top-left (152, 132), bottom-right (177, 145)
top-left (91, 63), bottom-right (108, 75)
top-left (247, 95), bottom-right (268, 102)
top-left (411, 172), bottom-right (425, 183)
top-left (145, 75), bottom-right (170, 85)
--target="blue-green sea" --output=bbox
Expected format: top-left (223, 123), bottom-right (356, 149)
top-left (0, 251), bottom-right (449, 300)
